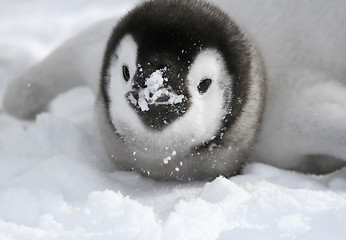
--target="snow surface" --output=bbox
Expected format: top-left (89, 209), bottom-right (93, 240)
top-left (1, 0), bottom-right (346, 239)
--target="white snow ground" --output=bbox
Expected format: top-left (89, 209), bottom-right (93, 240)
top-left (1, 0), bottom-right (346, 239)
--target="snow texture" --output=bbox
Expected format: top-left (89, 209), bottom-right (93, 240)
top-left (1, 0), bottom-right (346, 239)
top-left (134, 67), bottom-right (185, 111)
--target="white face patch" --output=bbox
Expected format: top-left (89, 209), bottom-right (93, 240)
top-left (108, 40), bottom-right (232, 158)
top-left (108, 34), bottom-right (142, 134)
top-left (183, 49), bottom-right (232, 142)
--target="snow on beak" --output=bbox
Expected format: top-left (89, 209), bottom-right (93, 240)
top-left (129, 68), bottom-right (185, 112)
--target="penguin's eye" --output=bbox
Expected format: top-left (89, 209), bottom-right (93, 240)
top-left (122, 65), bottom-right (130, 81)
top-left (197, 78), bottom-right (212, 94)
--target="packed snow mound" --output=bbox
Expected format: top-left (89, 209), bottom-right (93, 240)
top-left (1, 110), bottom-right (346, 239)
top-left (1, 0), bottom-right (346, 239)
top-left (1, 95), bottom-right (346, 239)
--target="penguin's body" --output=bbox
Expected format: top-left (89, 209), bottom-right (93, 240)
top-left (97, 0), bottom-right (265, 180)
top-left (3, 0), bottom-right (346, 180)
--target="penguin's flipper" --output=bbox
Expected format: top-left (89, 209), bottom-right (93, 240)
top-left (3, 19), bottom-right (116, 119)
top-left (290, 79), bottom-right (346, 170)
top-left (253, 70), bottom-right (346, 173)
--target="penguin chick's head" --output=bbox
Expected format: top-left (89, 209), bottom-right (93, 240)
top-left (99, 0), bottom-right (265, 179)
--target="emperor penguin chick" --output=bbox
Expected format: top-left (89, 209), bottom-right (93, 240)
top-left (3, 0), bottom-right (266, 181)
top-left (97, 0), bottom-right (266, 180)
